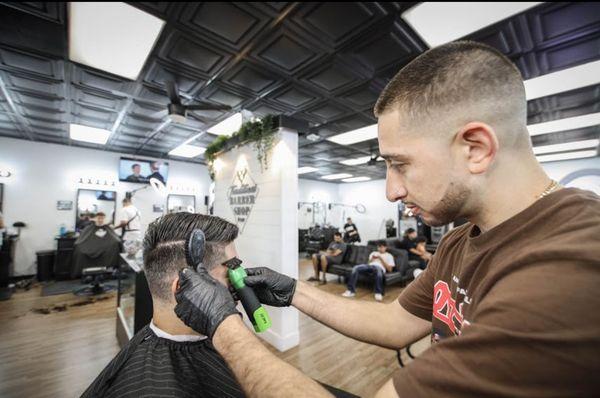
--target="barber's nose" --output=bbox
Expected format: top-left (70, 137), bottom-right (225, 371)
top-left (386, 174), bottom-right (407, 202)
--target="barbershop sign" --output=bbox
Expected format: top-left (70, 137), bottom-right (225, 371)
top-left (227, 167), bottom-right (259, 234)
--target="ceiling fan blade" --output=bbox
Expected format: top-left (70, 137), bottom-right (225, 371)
top-left (185, 103), bottom-right (231, 111)
top-left (165, 81), bottom-right (181, 105)
top-left (149, 109), bottom-right (168, 120)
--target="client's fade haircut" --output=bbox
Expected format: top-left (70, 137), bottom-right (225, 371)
top-left (374, 40), bottom-right (527, 147)
top-left (143, 212), bottom-right (238, 301)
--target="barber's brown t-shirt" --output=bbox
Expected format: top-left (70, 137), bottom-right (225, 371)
top-left (394, 188), bottom-right (600, 397)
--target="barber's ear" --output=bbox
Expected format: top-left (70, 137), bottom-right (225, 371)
top-left (456, 122), bottom-right (498, 174)
top-left (171, 277), bottom-right (179, 296)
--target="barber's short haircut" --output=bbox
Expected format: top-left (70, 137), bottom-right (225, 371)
top-left (415, 236), bottom-right (427, 244)
top-left (374, 41), bottom-right (528, 148)
top-left (143, 212), bottom-right (238, 301)
top-left (96, 212), bottom-right (106, 217)
top-left (404, 228), bottom-right (416, 235)
top-left (377, 240), bottom-right (387, 247)
top-left (334, 232), bottom-right (342, 238)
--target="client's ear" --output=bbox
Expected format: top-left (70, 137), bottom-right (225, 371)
top-left (171, 277), bottom-right (179, 297)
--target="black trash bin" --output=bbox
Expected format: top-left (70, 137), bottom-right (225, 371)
top-left (36, 250), bottom-right (55, 282)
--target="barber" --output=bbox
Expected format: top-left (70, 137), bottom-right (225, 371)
top-left (114, 197), bottom-right (141, 241)
top-left (174, 41), bottom-right (600, 397)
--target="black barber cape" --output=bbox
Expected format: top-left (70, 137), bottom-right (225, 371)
top-left (81, 325), bottom-right (245, 398)
top-left (71, 225), bottom-right (121, 278)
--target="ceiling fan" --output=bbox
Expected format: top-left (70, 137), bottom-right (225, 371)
top-left (151, 81), bottom-right (231, 124)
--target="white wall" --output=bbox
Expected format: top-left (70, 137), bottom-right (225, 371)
top-left (338, 179), bottom-right (397, 243)
top-left (0, 137), bottom-right (211, 275)
top-left (297, 179), bottom-right (341, 229)
top-left (213, 129), bottom-right (299, 352)
top-left (541, 157), bottom-right (600, 194)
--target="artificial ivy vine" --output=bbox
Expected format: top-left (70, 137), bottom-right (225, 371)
top-left (205, 114), bottom-right (276, 180)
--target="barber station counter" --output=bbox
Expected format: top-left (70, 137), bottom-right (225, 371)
top-left (116, 253), bottom-right (153, 348)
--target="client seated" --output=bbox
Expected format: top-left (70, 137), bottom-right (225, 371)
top-left (82, 213), bottom-right (244, 398)
top-left (71, 213), bottom-right (121, 279)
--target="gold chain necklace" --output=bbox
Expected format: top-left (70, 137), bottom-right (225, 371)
top-left (538, 179), bottom-right (560, 199)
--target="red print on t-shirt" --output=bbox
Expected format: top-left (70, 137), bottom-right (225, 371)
top-left (433, 280), bottom-right (464, 335)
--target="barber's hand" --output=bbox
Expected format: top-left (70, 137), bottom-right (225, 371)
top-left (244, 267), bottom-right (297, 307)
top-left (174, 267), bottom-right (239, 338)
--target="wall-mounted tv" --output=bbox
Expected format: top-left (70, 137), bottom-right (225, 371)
top-left (119, 157), bottom-right (169, 184)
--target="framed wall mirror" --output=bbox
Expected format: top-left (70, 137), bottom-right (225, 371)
top-left (167, 194), bottom-right (196, 214)
top-left (76, 189), bottom-right (117, 231)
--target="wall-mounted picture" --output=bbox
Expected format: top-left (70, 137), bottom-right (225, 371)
top-left (57, 200), bottom-right (73, 210)
top-left (119, 157), bottom-right (169, 185)
top-left (153, 204), bottom-right (164, 213)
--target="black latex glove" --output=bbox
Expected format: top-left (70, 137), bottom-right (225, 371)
top-left (174, 267), bottom-right (239, 339)
top-left (244, 267), bottom-right (297, 307)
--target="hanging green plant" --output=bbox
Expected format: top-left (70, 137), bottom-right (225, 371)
top-left (205, 114), bottom-right (276, 179)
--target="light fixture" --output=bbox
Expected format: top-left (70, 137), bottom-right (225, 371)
top-left (70, 123), bottom-right (111, 145)
top-left (533, 139), bottom-right (599, 155)
top-left (298, 166), bottom-right (319, 175)
top-left (342, 176), bottom-right (371, 183)
top-left (327, 124), bottom-right (378, 146)
top-left (0, 170), bottom-right (12, 178)
top-left (537, 150), bottom-right (598, 163)
top-left (524, 60), bottom-right (600, 101)
top-left (340, 156), bottom-right (371, 166)
top-left (321, 173), bottom-right (353, 180)
top-left (169, 144), bottom-right (206, 158)
top-left (528, 113), bottom-right (600, 136)
top-left (306, 133), bottom-right (321, 142)
top-left (208, 112), bottom-right (243, 136)
top-left (68, 2), bottom-right (164, 80)
top-left (402, 2), bottom-right (539, 47)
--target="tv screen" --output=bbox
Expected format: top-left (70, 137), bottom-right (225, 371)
top-left (95, 191), bottom-right (115, 201)
top-left (119, 158), bottom-right (169, 184)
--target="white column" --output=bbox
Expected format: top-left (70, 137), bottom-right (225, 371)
top-left (213, 127), bottom-right (299, 351)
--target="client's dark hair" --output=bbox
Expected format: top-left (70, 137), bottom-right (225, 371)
top-left (143, 212), bottom-right (238, 301)
top-left (377, 240), bottom-right (387, 247)
top-left (404, 228), bottom-right (416, 235)
top-left (96, 212), bottom-right (106, 217)
top-left (415, 236), bottom-right (427, 244)
top-left (334, 232), bottom-right (342, 237)
top-left (132, 163), bottom-right (140, 169)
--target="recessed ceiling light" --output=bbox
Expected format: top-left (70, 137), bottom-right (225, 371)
top-left (298, 166), bottom-right (319, 175)
top-left (342, 177), bottom-right (372, 183)
top-left (402, 2), bottom-right (539, 47)
top-left (524, 60), bottom-right (600, 100)
top-left (537, 150), bottom-right (597, 163)
top-left (69, 2), bottom-right (165, 80)
top-left (528, 113), bottom-right (600, 136)
top-left (321, 173), bottom-right (353, 180)
top-left (340, 156), bottom-right (371, 166)
top-left (306, 133), bottom-right (321, 142)
top-left (327, 124), bottom-right (378, 146)
top-left (533, 139), bottom-right (599, 155)
top-left (208, 113), bottom-right (243, 136)
top-left (70, 123), bottom-right (111, 145)
top-left (168, 144), bottom-right (206, 158)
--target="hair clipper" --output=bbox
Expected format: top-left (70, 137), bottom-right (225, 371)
top-left (224, 258), bottom-right (271, 333)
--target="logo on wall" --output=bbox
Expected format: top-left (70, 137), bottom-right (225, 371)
top-left (227, 167), bottom-right (259, 234)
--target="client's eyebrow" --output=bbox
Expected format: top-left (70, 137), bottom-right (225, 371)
top-left (380, 153), bottom-right (411, 163)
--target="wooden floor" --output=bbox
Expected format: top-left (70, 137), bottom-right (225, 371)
top-left (0, 259), bottom-right (428, 398)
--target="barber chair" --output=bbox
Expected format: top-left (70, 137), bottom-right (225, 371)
top-left (74, 267), bottom-right (115, 296)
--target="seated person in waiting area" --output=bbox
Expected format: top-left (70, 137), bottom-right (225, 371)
top-left (82, 212), bottom-right (245, 398)
top-left (308, 232), bottom-right (346, 285)
top-left (342, 240), bottom-right (395, 301)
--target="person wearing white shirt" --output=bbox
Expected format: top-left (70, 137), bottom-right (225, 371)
top-left (342, 241), bottom-right (395, 301)
top-left (114, 197), bottom-right (142, 241)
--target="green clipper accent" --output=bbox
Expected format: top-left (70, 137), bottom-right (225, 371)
top-left (228, 267), bottom-right (247, 290)
top-left (252, 307), bottom-right (272, 333)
